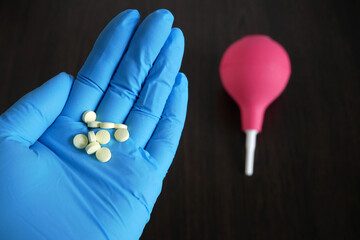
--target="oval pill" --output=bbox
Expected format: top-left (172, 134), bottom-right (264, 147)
top-left (114, 128), bottom-right (129, 142)
top-left (114, 123), bottom-right (127, 129)
top-left (73, 134), bottom-right (88, 149)
top-left (100, 122), bottom-right (115, 129)
top-left (96, 147), bottom-right (112, 162)
top-left (85, 142), bottom-right (101, 155)
top-left (82, 110), bottom-right (96, 123)
top-left (88, 131), bottom-right (96, 143)
top-left (88, 121), bottom-right (101, 128)
top-left (96, 130), bottom-right (110, 144)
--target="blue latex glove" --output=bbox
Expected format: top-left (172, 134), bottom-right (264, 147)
top-left (0, 9), bottom-right (187, 240)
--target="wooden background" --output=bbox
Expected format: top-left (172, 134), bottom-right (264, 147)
top-left (1, 0), bottom-right (359, 239)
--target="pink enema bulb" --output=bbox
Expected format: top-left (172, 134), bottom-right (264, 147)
top-left (219, 35), bottom-right (291, 176)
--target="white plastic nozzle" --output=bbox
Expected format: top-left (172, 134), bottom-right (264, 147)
top-left (245, 130), bottom-right (258, 176)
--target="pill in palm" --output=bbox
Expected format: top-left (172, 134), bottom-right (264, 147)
top-left (96, 130), bottom-right (110, 144)
top-left (114, 123), bottom-right (127, 129)
top-left (73, 134), bottom-right (88, 149)
top-left (88, 121), bottom-right (101, 128)
top-left (115, 128), bottom-right (129, 142)
top-left (96, 147), bottom-right (112, 162)
top-left (85, 142), bottom-right (101, 155)
top-left (88, 131), bottom-right (96, 143)
top-left (82, 110), bottom-right (96, 123)
top-left (100, 122), bottom-right (115, 129)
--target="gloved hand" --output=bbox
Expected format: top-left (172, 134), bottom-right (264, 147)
top-left (0, 9), bottom-right (187, 240)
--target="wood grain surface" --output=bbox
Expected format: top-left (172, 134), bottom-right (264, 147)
top-left (1, 0), bottom-right (359, 239)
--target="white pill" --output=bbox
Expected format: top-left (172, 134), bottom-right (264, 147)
top-left (73, 134), bottom-right (88, 149)
top-left (85, 142), bottom-right (101, 155)
top-left (88, 131), bottom-right (96, 143)
top-left (96, 130), bottom-right (111, 144)
top-left (114, 123), bottom-right (128, 129)
top-left (82, 110), bottom-right (96, 123)
top-left (100, 122), bottom-right (115, 129)
top-left (96, 147), bottom-right (112, 162)
top-left (88, 121), bottom-right (101, 128)
top-left (114, 128), bottom-right (129, 142)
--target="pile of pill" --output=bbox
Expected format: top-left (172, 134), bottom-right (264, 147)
top-left (73, 110), bottom-right (130, 162)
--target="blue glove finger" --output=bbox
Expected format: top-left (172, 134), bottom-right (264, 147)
top-left (146, 73), bottom-right (188, 173)
top-left (0, 72), bottom-right (73, 146)
top-left (62, 10), bottom-right (140, 120)
top-left (96, 9), bottom-right (174, 123)
top-left (125, 28), bottom-right (184, 148)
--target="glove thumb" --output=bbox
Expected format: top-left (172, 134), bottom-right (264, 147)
top-left (0, 72), bottom-right (74, 146)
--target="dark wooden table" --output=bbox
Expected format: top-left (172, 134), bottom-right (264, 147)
top-left (1, 0), bottom-right (359, 239)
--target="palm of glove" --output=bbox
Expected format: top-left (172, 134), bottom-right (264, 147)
top-left (1, 118), bottom-right (161, 239)
top-left (0, 9), bottom-right (187, 240)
